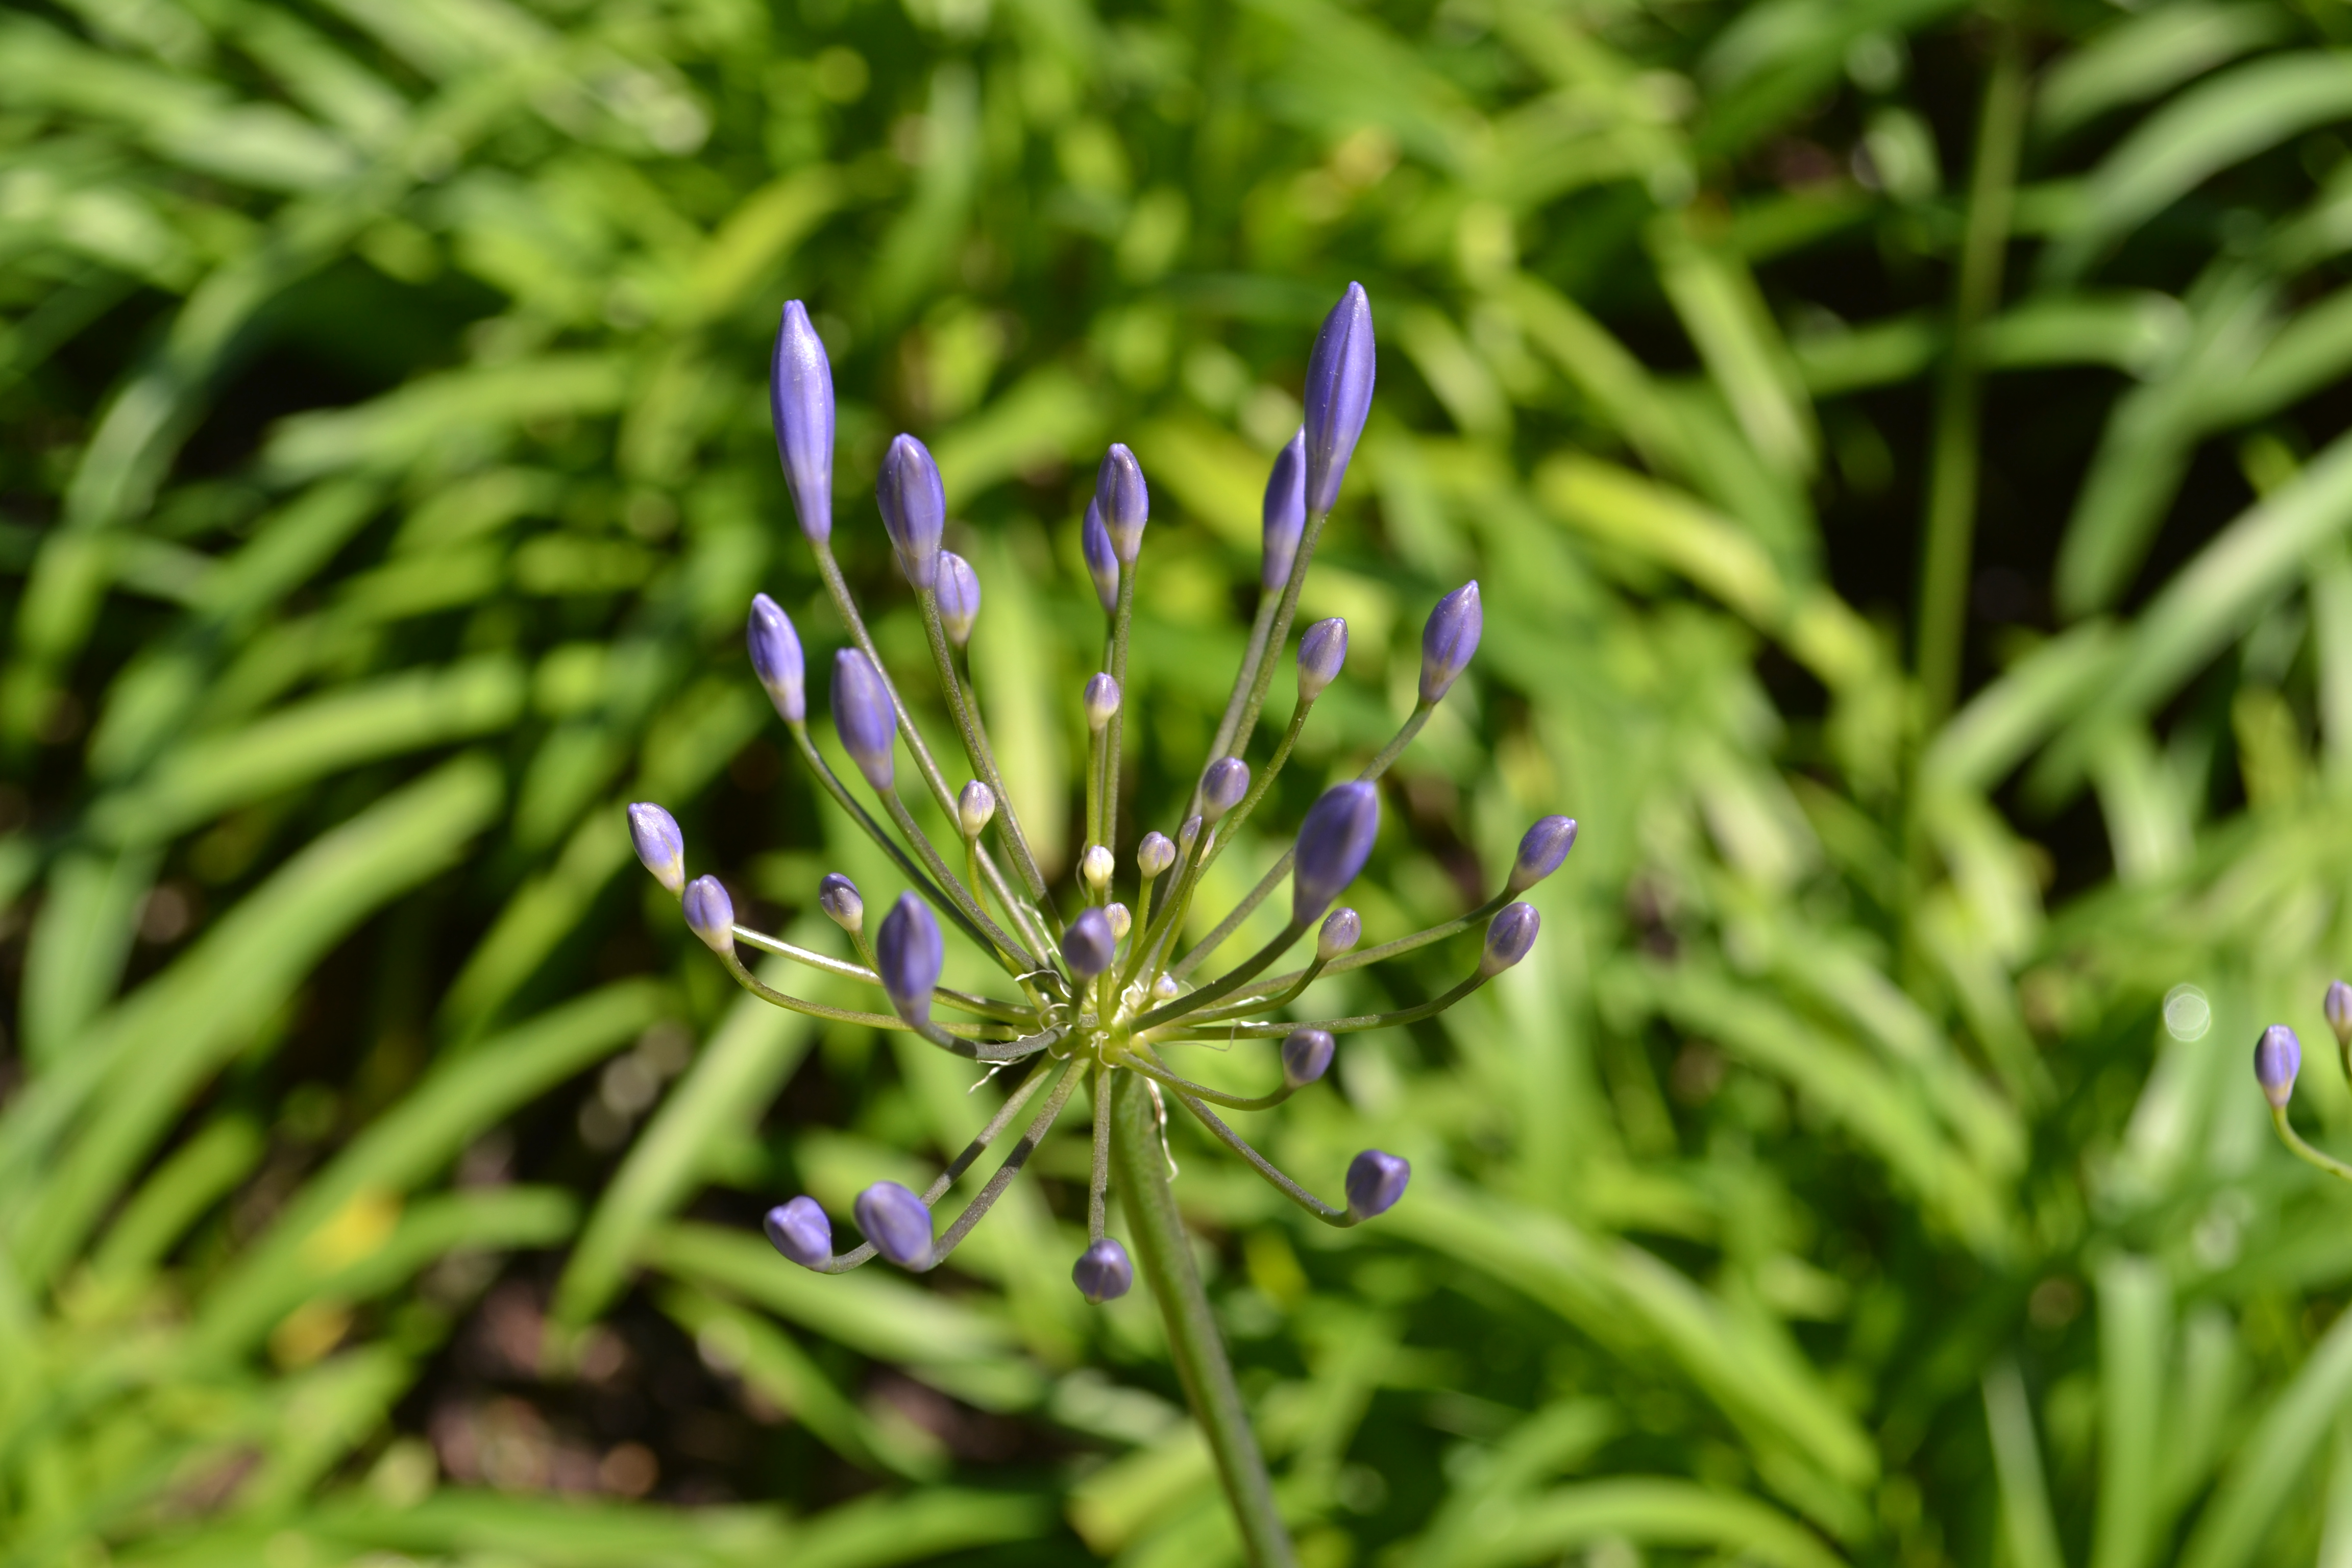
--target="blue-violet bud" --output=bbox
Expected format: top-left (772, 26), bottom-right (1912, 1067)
top-left (1293, 781), bottom-right (1381, 922)
top-left (747, 593), bottom-right (806, 722)
top-left (1480, 902), bottom-right (1541, 976)
top-left (1138, 831), bottom-right (1175, 878)
top-left (1303, 282), bottom-right (1376, 514)
top-left (832, 648), bottom-right (897, 789)
top-left (1345, 1148), bottom-right (1409, 1219)
top-left (1082, 500), bottom-right (1118, 614)
top-left (1084, 673), bottom-right (1120, 732)
top-left (764, 1196), bottom-right (831, 1269)
top-left (876, 892), bottom-right (943, 1024)
top-left (2328, 980), bottom-right (2352, 1048)
top-left (1202, 757), bottom-right (1250, 819)
top-left (627, 802), bottom-right (685, 895)
top-left (877, 433), bottom-right (946, 589)
top-left (936, 550), bottom-right (981, 647)
top-left (1072, 1237), bottom-right (1134, 1303)
top-left (1262, 430), bottom-right (1306, 591)
top-left (2256, 1023), bottom-right (2301, 1109)
top-left (1508, 816), bottom-right (1578, 894)
top-left (1297, 617), bottom-right (1348, 702)
top-left (770, 301), bottom-right (834, 543)
top-left (818, 872), bottom-right (863, 934)
top-left (1419, 581), bottom-right (1483, 703)
top-left (958, 780), bottom-right (995, 838)
top-left (1095, 443), bottom-right (1149, 566)
top-left (1282, 1027), bottom-right (1335, 1088)
top-left (854, 1181), bottom-right (933, 1268)
top-left (682, 875), bottom-right (734, 955)
top-left (1317, 907), bottom-right (1360, 961)
top-left (1062, 906), bottom-right (1117, 981)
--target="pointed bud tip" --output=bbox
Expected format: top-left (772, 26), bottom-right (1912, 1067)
top-left (2327, 981), bottom-right (2352, 1047)
top-left (1095, 444), bottom-right (1149, 564)
top-left (1316, 907), bottom-right (1361, 961)
top-left (1508, 817), bottom-right (1578, 893)
top-left (1137, 832), bottom-right (1176, 878)
top-left (957, 780), bottom-right (996, 838)
top-left (877, 433), bottom-right (946, 589)
top-left (1419, 581), bottom-right (1484, 704)
top-left (771, 301), bottom-right (836, 543)
top-left (936, 551), bottom-right (982, 647)
top-left (831, 648), bottom-right (897, 788)
top-left (747, 594), bottom-right (807, 722)
top-left (2256, 1023), bottom-right (2301, 1109)
top-left (682, 875), bottom-right (734, 955)
top-left (1303, 282), bottom-right (1377, 514)
top-left (818, 872), bottom-right (864, 933)
top-left (1202, 757), bottom-right (1250, 818)
top-left (627, 802), bottom-right (685, 894)
top-left (1480, 902), bottom-right (1541, 976)
top-left (1297, 618), bottom-right (1348, 701)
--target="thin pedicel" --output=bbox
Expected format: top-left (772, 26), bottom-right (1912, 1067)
top-left (627, 281), bottom-right (1578, 1568)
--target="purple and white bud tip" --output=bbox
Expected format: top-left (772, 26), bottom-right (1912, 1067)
top-left (627, 802), bottom-right (685, 895)
top-left (1345, 1149), bottom-right (1409, 1220)
top-left (764, 1196), bottom-right (831, 1269)
top-left (1082, 500), bottom-right (1118, 614)
top-left (1419, 581), bottom-right (1483, 704)
top-left (1480, 902), bottom-right (1540, 976)
top-left (1202, 756), bottom-right (1250, 820)
top-left (854, 1181), bottom-right (933, 1268)
top-left (1084, 672), bottom-right (1120, 732)
top-left (682, 875), bottom-right (735, 956)
top-left (1282, 1027), bottom-right (1335, 1089)
top-left (1293, 781), bottom-right (1381, 923)
top-left (936, 551), bottom-right (981, 647)
top-left (831, 648), bottom-right (897, 789)
top-left (876, 892), bottom-right (943, 1024)
top-left (818, 872), bottom-right (863, 934)
top-left (957, 780), bottom-right (995, 838)
top-left (1262, 430), bottom-right (1306, 591)
top-left (2256, 1023), bottom-right (2301, 1110)
top-left (1062, 906), bottom-right (1117, 982)
top-left (2327, 981), bottom-right (2352, 1049)
top-left (1303, 282), bottom-right (1376, 515)
top-left (1317, 907), bottom-right (1360, 962)
top-left (1297, 618), bottom-right (1348, 702)
top-left (1106, 902), bottom-right (1132, 941)
top-left (1507, 816), bottom-right (1578, 895)
top-left (1095, 443), bottom-right (1149, 566)
top-left (1081, 844), bottom-right (1114, 892)
top-left (1072, 1237), bottom-right (1133, 1303)
top-left (747, 593), bottom-right (806, 722)
top-left (1178, 815), bottom-right (1204, 855)
top-left (877, 433), bottom-right (946, 589)
top-left (1137, 831), bottom-right (1175, 878)
top-left (771, 301), bottom-right (835, 544)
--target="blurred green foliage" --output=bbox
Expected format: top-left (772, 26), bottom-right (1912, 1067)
top-left (12, 0), bottom-right (2352, 1562)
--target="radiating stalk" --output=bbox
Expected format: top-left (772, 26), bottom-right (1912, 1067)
top-left (2273, 1105), bottom-right (2352, 1181)
top-left (1164, 972), bottom-right (1486, 1039)
top-left (1133, 917), bottom-right (1308, 1031)
top-left (917, 586), bottom-right (1048, 898)
top-left (1111, 1072), bottom-right (1294, 1568)
top-left (1169, 1089), bottom-right (1353, 1226)
top-left (1106, 559), bottom-right (1138, 851)
top-left (728, 925), bottom-right (1034, 1022)
top-left (1196, 595), bottom-right (1281, 813)
top-left (877, 787), bottom-right (1040, 973)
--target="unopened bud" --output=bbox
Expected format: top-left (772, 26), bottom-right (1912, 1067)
top-left (1202, 757), bottom-right (1249, 820)
top-left (1081, 844), bottom-right (1114, 892)
top-left (936, 551), bottom-right (981, 647)
top-left (627, 802), bottom-right (685, 895)
top-left (854, 1181), bottom-right (933, 1268)
top-left (1084, 673), bottom-right (1120, 732)
top-left (764, 1196), bottom-right (831, 1269)
top-left (958, 780), bottom-right (996, 838)
top-left (1062, 906), bottom-right (1116, 981)
top-left (818, 872), bottom-right (863, 934)
top-left (1317, 907), bottom-right (1360, 961)
top-left (1480, 902), bottom-right (1540, 976)
top-left (682, 875), bottom-right (736, 955)
top-left (1072, 1237), bottom-right (1134, 1303)
top-left (1106, 902), bottom-right (1132, 941)
top-left (2256, 1023), bottom-right (2302, 1110)
top-left (1281, 1027), bottom-right (1335, 1088)
top-left (1344, 1148), bottom-right (1409, 1220)
top-left (1137, 831), bottom-right (1175, 878)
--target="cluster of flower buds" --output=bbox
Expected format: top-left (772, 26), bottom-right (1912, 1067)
top-left (627, 281), bottom-right (1579, 1300)
top-left (2255, 980), bottom-right (2352, 1182)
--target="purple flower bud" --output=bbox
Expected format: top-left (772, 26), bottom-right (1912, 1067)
top-left (1084, 672), bottom-right (1120, 732)
top-left (1303, 282), bottom-right (1376, 514)
top-left (771, 301), bottom-right (834, 543)
top-left (854, 1181), bottom-right (932, 1268)
top-left (1419, 581), bottom-right (1483, 703)
top-left (2256, 1023), bottom-right (2302, 1109)
top-left (1297, 617), bottom-right (1348, 702)
top-left (627, 802), bottom-right (684, 894)
top-left (1062, 906), bottom-right (1117, 981)
top-left (682, 875), bottom-right (735, 955)
top-left (1507, 816), bottom-right (1578, 895)
top-left (1095, 443), bottom-right (1148, 565)
top-left (1480, 902), bottom-right (1540, 976)
top-left (876, 892), bottom-right (943, 1024)
top-left (1178, 814), bottom-right (1204, 856)
top-left (2328, 981), bottom-right (2352, 1048)
top-left (1345, 1149), bottom-right (1409, 1219)
top-left (1137, 831), bottom-right (1175, 878)
top-left (818, 872), bottom-right (863, 934)
top-left (1082, 500), bottom-right (1119, 614)
top-left (958, 780), bottom-right (995, 838)
top-left (1262, 430), bottom-right (1306, 591)
top-left (764, 1196), bottom-right (831, 1269)
top-left (1202, 757), bottom-right (1250, 819)
top-left (1317, 907), bottom-right (1360, 961)
top-left (1293, 781), bottom-right (1380, 923)
top-left (1106, 902), bottom-right (1132, 940)
top-left (747, 593), bottom-right (806, 722)
top-left (1282, 1027), bottom-right (1334, 1088)
top-left (831, 648), bottom-right (896, 789)
top-left (877, 433), bottom-right (946, 589)
top-left (1072, 1237), bottom-right (1133, 1303)
top-left (935, 550), bottom-right (982, 647)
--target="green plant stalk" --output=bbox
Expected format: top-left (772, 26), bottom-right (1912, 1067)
top-left (1110, 1070), bottom-right (1294, 1568)
top-left (917, 586), bottom-right (1048, 899)
top-left (2273, 1105), bottom-right (2352, 1181)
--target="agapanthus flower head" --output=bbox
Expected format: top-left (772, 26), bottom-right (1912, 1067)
top-left (747, 593), bottom-right (806, 722)
top-left (958, 780), bottom-right (996, 838)
top-left (937, 551), bottom-right (982, 647)
top-left (817, 872), bottom-right (863, 934)
top-left (1294, 782), bottom-right (1380, 922)
top-left (1420, 581), bottom-right (1483, 704)
top-left (628, 802), bottom-right (684, 894)
top-left (875, 893), bottom-right (942, 1024)
top-left (1073, 1237), bottom-right (1134, 1303)
top-left (1202, 757), bottom-right (1250, 820)
top-left (1344, 1149), bottom-right (1409, 1219)
top-left (1085, 673), bottom-right (1120, 732)
top-left (877, 434), bottom-right (945, 588)
top-left (1480, 902), bottom-right (1541, 976)
top-left (2328, 980), bottom-right (2352, 1048)
top-left (1297, 618), bottom-right (1347, 701)
top-left (1282, 1027), bottom-right (1335, 1088)
top-left (1063, 906), bottom-right (1117, 981)
top-left (1508, 816), bottom-right (1578, 894)
top-left (1317, 907), bottom-right (1361, 961)
top-left (1096, 443), bottom-right (1149, 565)
top-left (682, 875), bottom-right (734, 955)
top-left (1303, 282), bottom-right (1375, 514)
top-left (1263, 430), bottom-right (1306, 591)
top-left (1082, 500), bottom-right (1118, 613)
top-left (764, 1196), bottom-right (831, 1269)
top-left (770, 301), bottom-right (834, 543)
top-left (855, 1181), bottom-right (933, 1268)
top-left (2256, 1023), bottom-right (2301, 1109)
top-left (832, 648), bottom-right (897, 788)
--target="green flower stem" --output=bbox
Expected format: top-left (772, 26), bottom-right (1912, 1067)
top-left (1177, 955), bottom-right (1330, 1025)
top-left (1107, 558), bottom-right (1138, 851)
top-left (1123, 820), bottom-right (1223, 989)
top-left (1199, 594), bottom-right (1281, 814)
top-left (917, 1060), bottom-right (1085, 1270)
top-left (1226, 509), bottom-right (1332, 775)
top-left (1111, 1070), bottom-right (1294, 1568)
top-left (1134, 917), bottom-right (1309, 1031)
top-left (1165, 971), bottom-right (1487, 1040)
top-left (1174, 704), bottom-right (1433, 979)
top-left (1116, 1047), bottom-right (1296, 1112)
top-left (1220, 892), bottom-right (1510, 1004)
top-left (917, 586), bottom-right (1048, 898)
top-left (876, 786), bottom-right (1042, 973)
top-left (1086, 721), bottom-right (1107, 852)
top-left (1167, 1086), bottom-right (1354, 1228)
top-left (1088, 1067), bottom-right (1113, 1241)
top-left (2273, 1105), bottom-right (2352, 1182)
top-left (727, 925), bottom-right (1034, 1023)
top-left (718, 951), bottom-right (1032, 1054)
